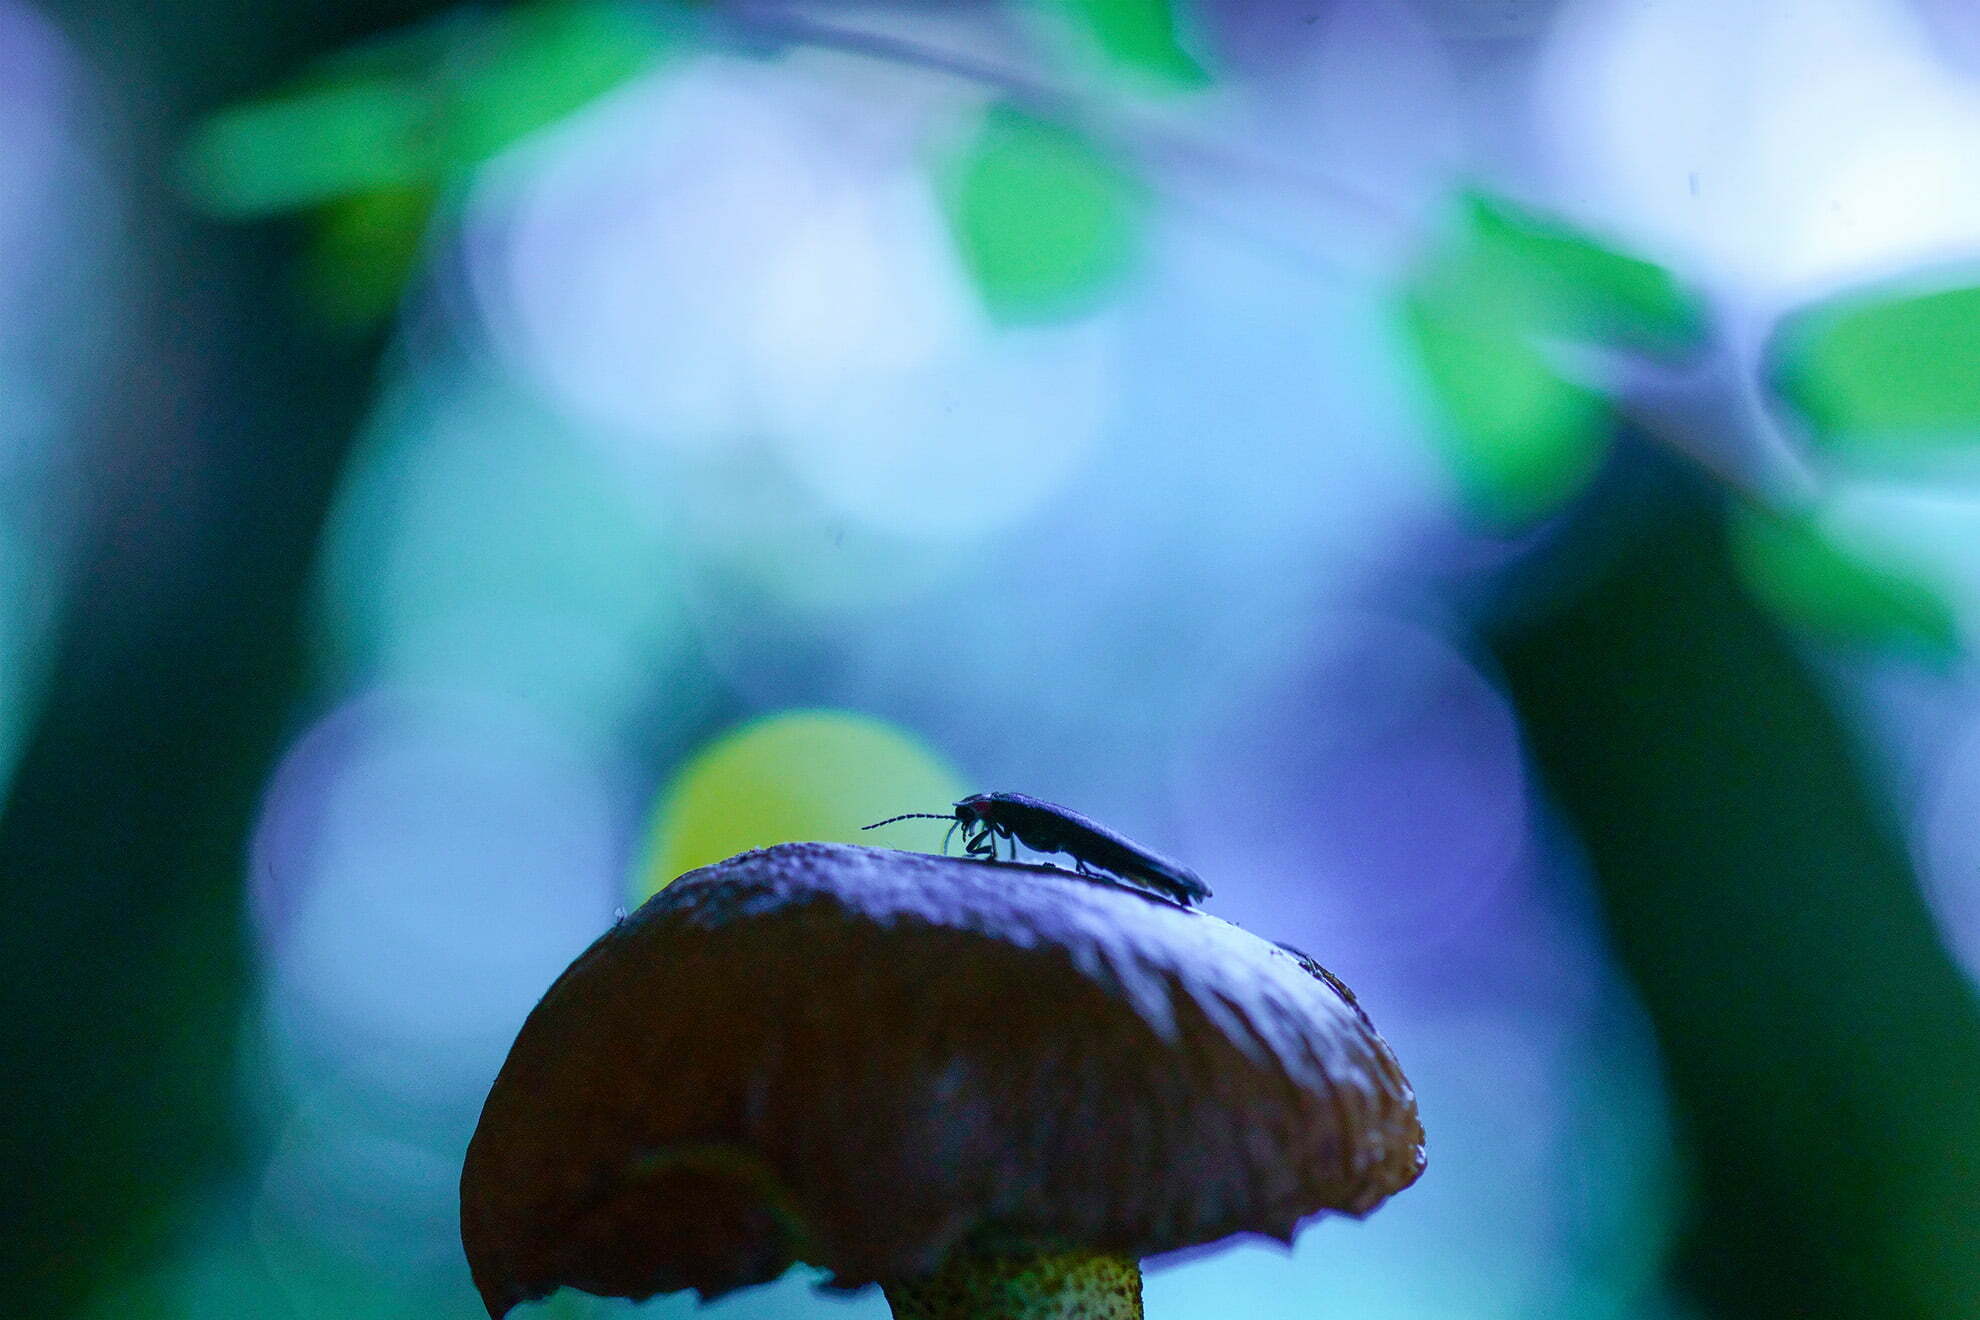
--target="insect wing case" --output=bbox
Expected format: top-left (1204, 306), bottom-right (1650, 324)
top-left (964, 793), bottom-right (1212, 903)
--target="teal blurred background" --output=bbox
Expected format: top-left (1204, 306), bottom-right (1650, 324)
top-left (10, 1), bottom-right (1980, 1317)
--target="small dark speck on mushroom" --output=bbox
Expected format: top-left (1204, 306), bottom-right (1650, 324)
top-left (461, 842), bottom-right (1424, 1320)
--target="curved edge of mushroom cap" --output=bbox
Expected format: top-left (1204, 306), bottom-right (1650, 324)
top-left (460, 842), bottom-right (1424, 1317)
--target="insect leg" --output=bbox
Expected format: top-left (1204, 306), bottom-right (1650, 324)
top-left (964, 823), bottom-right (994, 860)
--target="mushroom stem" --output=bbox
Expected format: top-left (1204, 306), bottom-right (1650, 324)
top-left (880, 1251), bottom-right (1143, 1320)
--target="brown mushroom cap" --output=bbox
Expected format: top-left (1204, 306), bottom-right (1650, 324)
top-left (460, 842), bottom-right (1424, 1317)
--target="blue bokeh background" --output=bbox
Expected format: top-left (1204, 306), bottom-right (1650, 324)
top-left (14, 2), bottom-right (1980, 1318)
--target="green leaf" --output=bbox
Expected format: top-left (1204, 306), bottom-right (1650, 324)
top-left (444, 0), bottom-right (676, 166)
top-left (1400, 190), bottom-right (1703, 527)
top-left (1728, 504), bottom-right (1959, 659)
top-left (183, 1), bottom-right (678, 219)
top-left (182, 80), bottom-right (430, 218)
top-left (1402, 291), bottom-right (1610, 527)
top-left (297, 185), bottom-right (438, 330)
top-left (184, 1), bottom-right (685, 327)
top-left (1773, 282), bottom-right (1980, 468)
top-left (1034, 0), bottom-right (1209, 89)
top-left (939, 105), bottom-right (1147, 324)
top-left (1449, 191), bottom-right (1703, 355)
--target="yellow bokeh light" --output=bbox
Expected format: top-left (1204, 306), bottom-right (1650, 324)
top-left (635, 708), bottom-right (967, 899)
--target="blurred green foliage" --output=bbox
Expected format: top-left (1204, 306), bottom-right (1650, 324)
top-left (1738, 277), bottom-right (1980, 658)
top-left (1728, 505), bottom-right (1960, 661)
top-left (298, 184), bottom-right (440, 326)
top-left (1401, 292), bottom-right (1610, 528)
top-left (1032, 0), bottom-right (1208, 88)
top-left (185, 0), bottom-right (675, 217)
top-left (940, 104), bottom-right (1149, 324)
top-left (183, 80), bottom-right (431, 216)
top-left (1774, 281), bottom-right (1980, 468)
top-left (1403, 191), bottom-right (1703, 527)
top-left (440, 0), bottom-right (670, 162)
top-left (183, 0), bottom-right (682, 324)
top-left (186, 0), bottom-right (1188, 330)
top-left (1445, 192), bottom-right (1699, 353)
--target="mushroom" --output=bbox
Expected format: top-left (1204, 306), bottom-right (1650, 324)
top-left (460, 841), bottom-right (1424, 1319)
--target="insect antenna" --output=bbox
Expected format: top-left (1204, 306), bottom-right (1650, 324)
top-left (861, 812), bottom-right (956, 830)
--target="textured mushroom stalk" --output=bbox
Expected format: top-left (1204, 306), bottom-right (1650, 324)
top-left (882, 1251), bottom-right (1142, 1320)
top-left (461, 842), bottom-right (1424, 1317)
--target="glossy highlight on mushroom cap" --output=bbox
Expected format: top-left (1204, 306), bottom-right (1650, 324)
top-left (459, 842), bottom-right (1424, 1317)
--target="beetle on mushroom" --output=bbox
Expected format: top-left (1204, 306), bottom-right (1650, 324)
top-left (864, 791), bottom-right (1213, 907)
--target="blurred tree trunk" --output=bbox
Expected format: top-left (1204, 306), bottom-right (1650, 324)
top-left (1494, 474), bottom-right (1980, 1319)
top-left (0, 1), bottom-right (450, 1312)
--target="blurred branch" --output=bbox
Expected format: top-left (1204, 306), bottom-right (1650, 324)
top-left (1494, 468), bottom-right (1980, 1319)
top-left (717, 2), bottom-right (1412, 276)
top-left (1606, 341), bottom-right (1825, 515)
top-left (717, 3), bottom-right (1081, 114)
top-left (0, 0), bottom-right (460, 1313)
